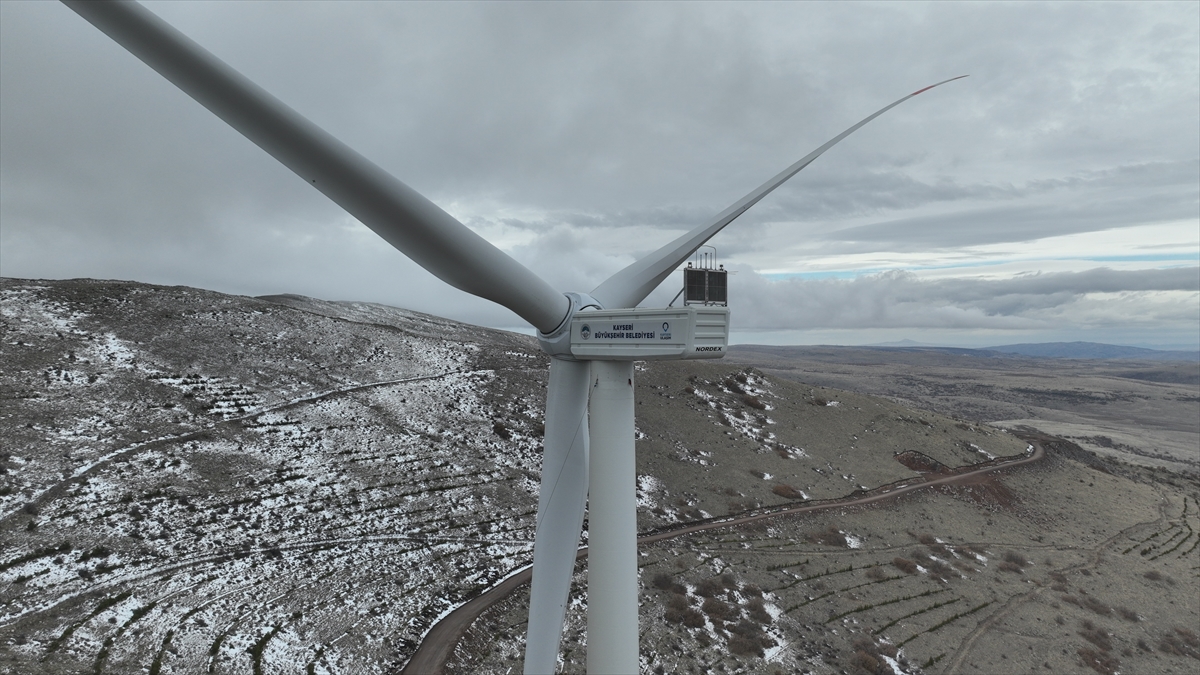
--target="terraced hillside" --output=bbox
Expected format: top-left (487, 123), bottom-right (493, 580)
top-left (1, 278), bottom-right (550, 674)
top-left (2, 278), bottom-right (1197, 675)
top-left (449, 383), bottom-right (1200, 675)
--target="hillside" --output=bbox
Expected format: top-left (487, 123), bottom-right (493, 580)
top-left (726, 344), bottom-right (1200, 473)
top-left (2, 278), bottom-right (1197, 675)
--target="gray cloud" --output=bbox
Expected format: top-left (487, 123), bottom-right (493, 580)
top-left (731, 267), bottom-right (1200, 330)
top-left (813, 161), bottom-right (1198, 251)
top-left (2, 1), bottom-right (1197, 346)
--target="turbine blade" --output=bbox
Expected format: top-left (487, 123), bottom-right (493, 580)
top-left (525, 358), bottom-right (591, 675)
top-left (590, 76), bottom-right (969, 309)
top-left (61, 0), bottom-right (569, 333)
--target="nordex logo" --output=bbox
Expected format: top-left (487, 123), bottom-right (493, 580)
top-left (695, 346), bottom-right (722, 352)
top-left (580, 324), bottom-right (591, 340)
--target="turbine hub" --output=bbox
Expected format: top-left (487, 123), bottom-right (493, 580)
top-left (537, 292), bottom-right (603, 359)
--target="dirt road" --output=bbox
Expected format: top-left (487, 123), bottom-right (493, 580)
top-left (399, 439), bottom-right (1046, 674)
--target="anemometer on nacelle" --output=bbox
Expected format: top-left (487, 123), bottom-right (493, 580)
top-left (550, 250), bottom-right (730, 361)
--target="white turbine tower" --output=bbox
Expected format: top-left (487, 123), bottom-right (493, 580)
top-left (59, 2), bottom-right (965, 672)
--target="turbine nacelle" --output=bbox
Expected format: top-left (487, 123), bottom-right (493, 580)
top-left (538, 300), bottom-right (730, 362)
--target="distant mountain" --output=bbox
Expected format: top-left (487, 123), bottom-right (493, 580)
top-left (985, 341), bottom-right (1199, 361)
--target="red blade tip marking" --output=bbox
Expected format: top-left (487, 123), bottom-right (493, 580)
top-left (911, 75), bottom-right (969, 96)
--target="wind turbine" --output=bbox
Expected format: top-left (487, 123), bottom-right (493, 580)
top-left (58, 2), bottom-right (965, 672)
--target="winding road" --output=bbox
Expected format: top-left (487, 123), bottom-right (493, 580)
top-left (399, 436), bottom-right (1047, 674)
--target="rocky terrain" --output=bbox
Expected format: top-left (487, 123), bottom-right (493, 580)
top-left (2, 278), bottom-right (1197, 675)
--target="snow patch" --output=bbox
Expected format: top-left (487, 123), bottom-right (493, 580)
top-left (636, 474), bottom-right (663, 509)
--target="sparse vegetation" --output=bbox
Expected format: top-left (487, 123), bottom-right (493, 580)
top-left (1158, 627), bottom-right (1200, 659)
top-left (4, 278), bottom-right (1197, 675)
top-left (742, 395), bottom-right (767, 410)
top-left (1117, 606), bottom-right (1140, 622)
top-left (1078, 646), bottom-right (1120, 675)
top-left (1079, 619), bottom-right (1113, 651)
top-left (771, 484), bottom-right (806, 500)
top-left (806, 525), bottom-right (848, 547)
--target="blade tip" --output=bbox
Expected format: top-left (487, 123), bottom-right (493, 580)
top-left (911, 75), bottom-right (969, 96)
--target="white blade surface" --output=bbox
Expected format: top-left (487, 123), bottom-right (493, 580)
top-left (525, 358), bottom-right (591, 675)
top-left (62, 0), bottom-right (569, 333)
top-left (590, 76), bottom-right (968, 310)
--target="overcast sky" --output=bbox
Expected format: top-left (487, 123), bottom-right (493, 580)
top-left (2, 1), bottom-right (1197, 349)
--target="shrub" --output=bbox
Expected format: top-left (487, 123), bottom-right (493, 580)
top-left (892, 557), bottom-right (918, 574)
top-left (664, 605), bottom-right (704, 628)
top-left (701, 598), bottom-right (739, 622)
top-left (848, 639), bottom-right (896, 675)
top-left (917, 533), bottom-right (950, 556)
top-left (742, 395), bottom-right (767, 410)
top-left (727, 619), bottom-right (774, 657)
top-left (1002, 551), bottom-right (1028, 567)
top-left (1079, 620), bottom-right (1112, 651)
top-left (695, 578), bottom-right (722, 598)
top-left (1078, 647), bottom-right (1120, 675)
top-left (866, 567), bottom-right (886, 581)
top-left (745, 598), bottom-right (771, 624)
top-left (998, 561), bottom-right (1023, 574)
top-left (1158, 627), bottom-right (1200, 659)
top-left (1143, 570), bottom-right (1174, 584)
top-left (1117, 607), bottom-right (1139, 622)
top-left (806, 526), bottom-right (848, 547)
top-left (1081, 595), bottom-right (1111, 616)
top-left (928, 560), bottom-right (954, 581)
top-left (952, 560), bottom-right (978, 574)
top-left (491, 421), bottom-right (511, 440)
top-left (729, 634), bottom-right (764, 657)
top-left (772, 484), bottom-right (806, 500)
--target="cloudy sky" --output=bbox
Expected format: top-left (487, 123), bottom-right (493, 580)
top-left (2, 1), bottom-right (1197, 349)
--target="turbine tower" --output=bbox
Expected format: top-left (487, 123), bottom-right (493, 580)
top-left (58, 2), bottom-right (965, 672)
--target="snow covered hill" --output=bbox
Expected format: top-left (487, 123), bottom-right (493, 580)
top-left (1, 278), bottom-right (551, 673)
top-left (4, 278), bottom-right (1194, 675)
